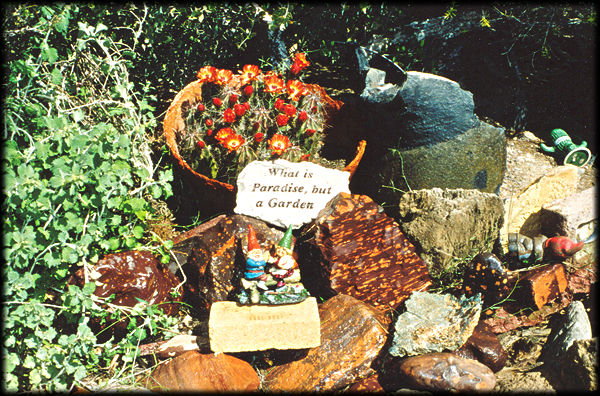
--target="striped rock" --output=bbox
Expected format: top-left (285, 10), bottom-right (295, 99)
top-left (297, 193), bottom-right (431, 310)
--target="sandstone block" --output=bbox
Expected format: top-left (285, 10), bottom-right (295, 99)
top-left (500, 164), bottom-right (583, 251)
top-left (208, 297), bottom-right (320, 353)
top-left (146, 351), bottom-right (259, 391)
top-left (397, 188), bottom-right (504, 278)
top-left (297, 193), bottom-right (431, 310)
top-left (539, 186), bottom-right (596, 239)
top-left (263, 294), bottom-right (390, 391)
top-left (396, 352), bottom-right (496, 392)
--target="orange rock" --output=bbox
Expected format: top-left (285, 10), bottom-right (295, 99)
top-left (263, 294), bottom-right (391, 391)
top-left (146, 351), bottom-right (259, 392)
top-left (518, 263), bottom-right (568, 310)
top-left (347, 374), bottom-right (386, 393)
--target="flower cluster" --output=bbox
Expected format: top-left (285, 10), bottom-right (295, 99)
top-left (179, 53), bottom-right (339, 185)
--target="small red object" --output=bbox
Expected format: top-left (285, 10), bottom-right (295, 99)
top-left (543, 236), bottom-right (584, 260)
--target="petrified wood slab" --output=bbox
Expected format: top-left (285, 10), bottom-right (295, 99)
top-left (297, 193), bottom-right (431, 310)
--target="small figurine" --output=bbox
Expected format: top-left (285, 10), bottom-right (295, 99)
top-left (543, 236), bottom-right (584, 261)
top-left (540, 128), bottom-right (591, 167)
top-left (240, 224), bottom-right (269, 304)
top-left (462, 252), bottom-right (512, 308)
top-left (267, 225), bottom-right (301, 288)
top-left (507, 233), bottom-right (547, 266)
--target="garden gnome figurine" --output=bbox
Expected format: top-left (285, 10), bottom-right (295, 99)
top-left (540, 128), bottom-right (591, 167)
top-left (240, 224), bottom-right (268, 303)
top-left (268, 225), bottom-right (301, 288)
top-left (507, 233), bottom-right (547, 266)
top-left (543, 236), bottom-right (584, 261)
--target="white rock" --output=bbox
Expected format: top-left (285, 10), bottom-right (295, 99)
top-left (234, 159), bottom-right (350, 229)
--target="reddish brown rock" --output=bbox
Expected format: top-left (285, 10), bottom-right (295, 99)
top-left (262, 294), bottom-right (391, 392)
top-left (297, 193), bottom-right (431, 310)
top-left (146, 351), bottom-right (259, 391)
top-left (168, 215), bottom-right (284, 309)
top-left (346, 374), bottom-right (386, 393)
top-left (517, 263), bottom-right (568, 310)
top-left (69, 251), bottom-right (181, 337)
top-left (455, 321), bottom-right (508, 372)
top-left (396, 352), bottom-right (496, 392)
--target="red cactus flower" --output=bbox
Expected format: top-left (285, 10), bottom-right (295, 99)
top-left (300, 154), bottom-right (310, 161)
top-left (206, 128), bottom-right (213, 136)
top-left (205, 119), bottom-right (214, 127)
top-left (223, 108), bottom-right (236, 123)
top-left (197, 103), bottom-right (206, 112)
top-left (298, 110), bottom-right (308, 122)
top-left (243, 85), bottom-right (254, 96)
top-left (283, 104), bottom-right (297, 117)
top-left (276, 114), bottom-right (290, 127)
top-left (268, 134), bottom-right (291, 155)
top-left (243, 102), bottom-right (251, 111)
top-left (222, 133), bottom-right (245, 152)
top-left (305, 129), bottom-right (316, 136)
top-left (214, 69), bottom-right (234, 85)
top-left (229, 94), bottom-right (238, 104)
top-left (213, 97), bottom-right (223, 107)
top-left (197, 65), bottom-right (216, 82)
top-left (197, 140), bottom-right (206, 149)
top-left (253, 132), bottom-right (265, 142)
top-left (215, 127), bottom-right (233, 142)
top-left (286, 80), bottom-right (305, 101)
top-left (240, 64), bottom-right (261, 84)
top-left (290, 53), bottom-right (310, 75)
top-left (274, 98), bottom-right (285, 111)
top-left (234, 103), bottom-right (247, 117)
top-left (264, 73), bottom-right (285, 94)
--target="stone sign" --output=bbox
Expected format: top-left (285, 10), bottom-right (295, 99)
top-left (234, 159), bottom-right (351, 229)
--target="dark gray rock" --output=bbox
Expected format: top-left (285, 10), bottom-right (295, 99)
top-left (541, 300), bottom-right (592, 363)
top-left (396, 188), bottom-right (504, 278)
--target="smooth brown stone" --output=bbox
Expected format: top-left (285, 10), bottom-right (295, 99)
top-left (146, 351), bottom-right (260, 392)
top-left (208, 297), bottom-right (321, 353)
top-left (518, 263), bottom-right (568, 310)
top-left (263, 294), bottom-right (391, 391)
top-left (456, 321), bottom-right (508, 372)
top-left (298, 193), bottom-right (431, 310)
top-left (397, 352), bottom-right (496, 392)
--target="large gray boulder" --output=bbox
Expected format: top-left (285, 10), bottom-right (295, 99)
top-left (396, 188), bottom-right (504, 278)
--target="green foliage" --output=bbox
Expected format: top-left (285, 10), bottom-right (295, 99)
top-left (3, 4), bottom-right (175, 391)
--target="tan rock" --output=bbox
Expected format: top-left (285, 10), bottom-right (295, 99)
top-left (263, 294), bottom-right (391, 391)
top-left (208, 297), bottom-right (320, 353)
top-left (500, 165), bottom-right (583, 251)
top-left (146, 351), bottom-right (260, 391)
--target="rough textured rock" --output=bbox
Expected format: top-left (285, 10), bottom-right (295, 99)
top-left (167, 215), bottom-right (284, 309)
top-left (389, 292), bottom-right (481, 357)
top-left (69, 251), bottom-right (181, 338)
top-left (558, 338), bottom-right (598, 391)
top-left (397, 188), bottom-right (504, 278)
top-left (146, 351), bottom-right (260, 392)
top-left (455, 321), bottom-right (508, 372)
top-left (500, 164), bottom-right (584, 251)
top-left (297, 193), bottom-right (431, 310)
top-left (395, 352), bottom-right (496, 392)
top-left (541, 300), bottom-right (593, 363)
top-left (517, 263), bottom-right (568, 310)
top-left (262, 294), bottom-right (390, 392)
top-left (346, 374), bottom-right (386, 393)
top-left (538, 186), bottom-right (596, 239)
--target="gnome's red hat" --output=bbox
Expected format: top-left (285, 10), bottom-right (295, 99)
top-left (247, 224), bottom-right (261, 252)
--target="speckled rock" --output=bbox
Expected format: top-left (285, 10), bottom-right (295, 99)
top-left (396, 352), bottom-right (496, 392)
top-left (262, 294), bottom-right (390, 392)
top-left (297, 193), bottom-right (431, 310)
top-left (389, 292), bottom-right (482, 357)
top-left (146, 351), bottom-right (260, 391)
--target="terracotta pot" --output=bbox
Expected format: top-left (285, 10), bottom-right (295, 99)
top-left (163, 79), bottom-right (366, 214)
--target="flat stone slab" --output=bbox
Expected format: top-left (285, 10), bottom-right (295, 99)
top-left (208, 297), bottom-right (321, 353)
top-left (234, 159), bottom-right (350, 229)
